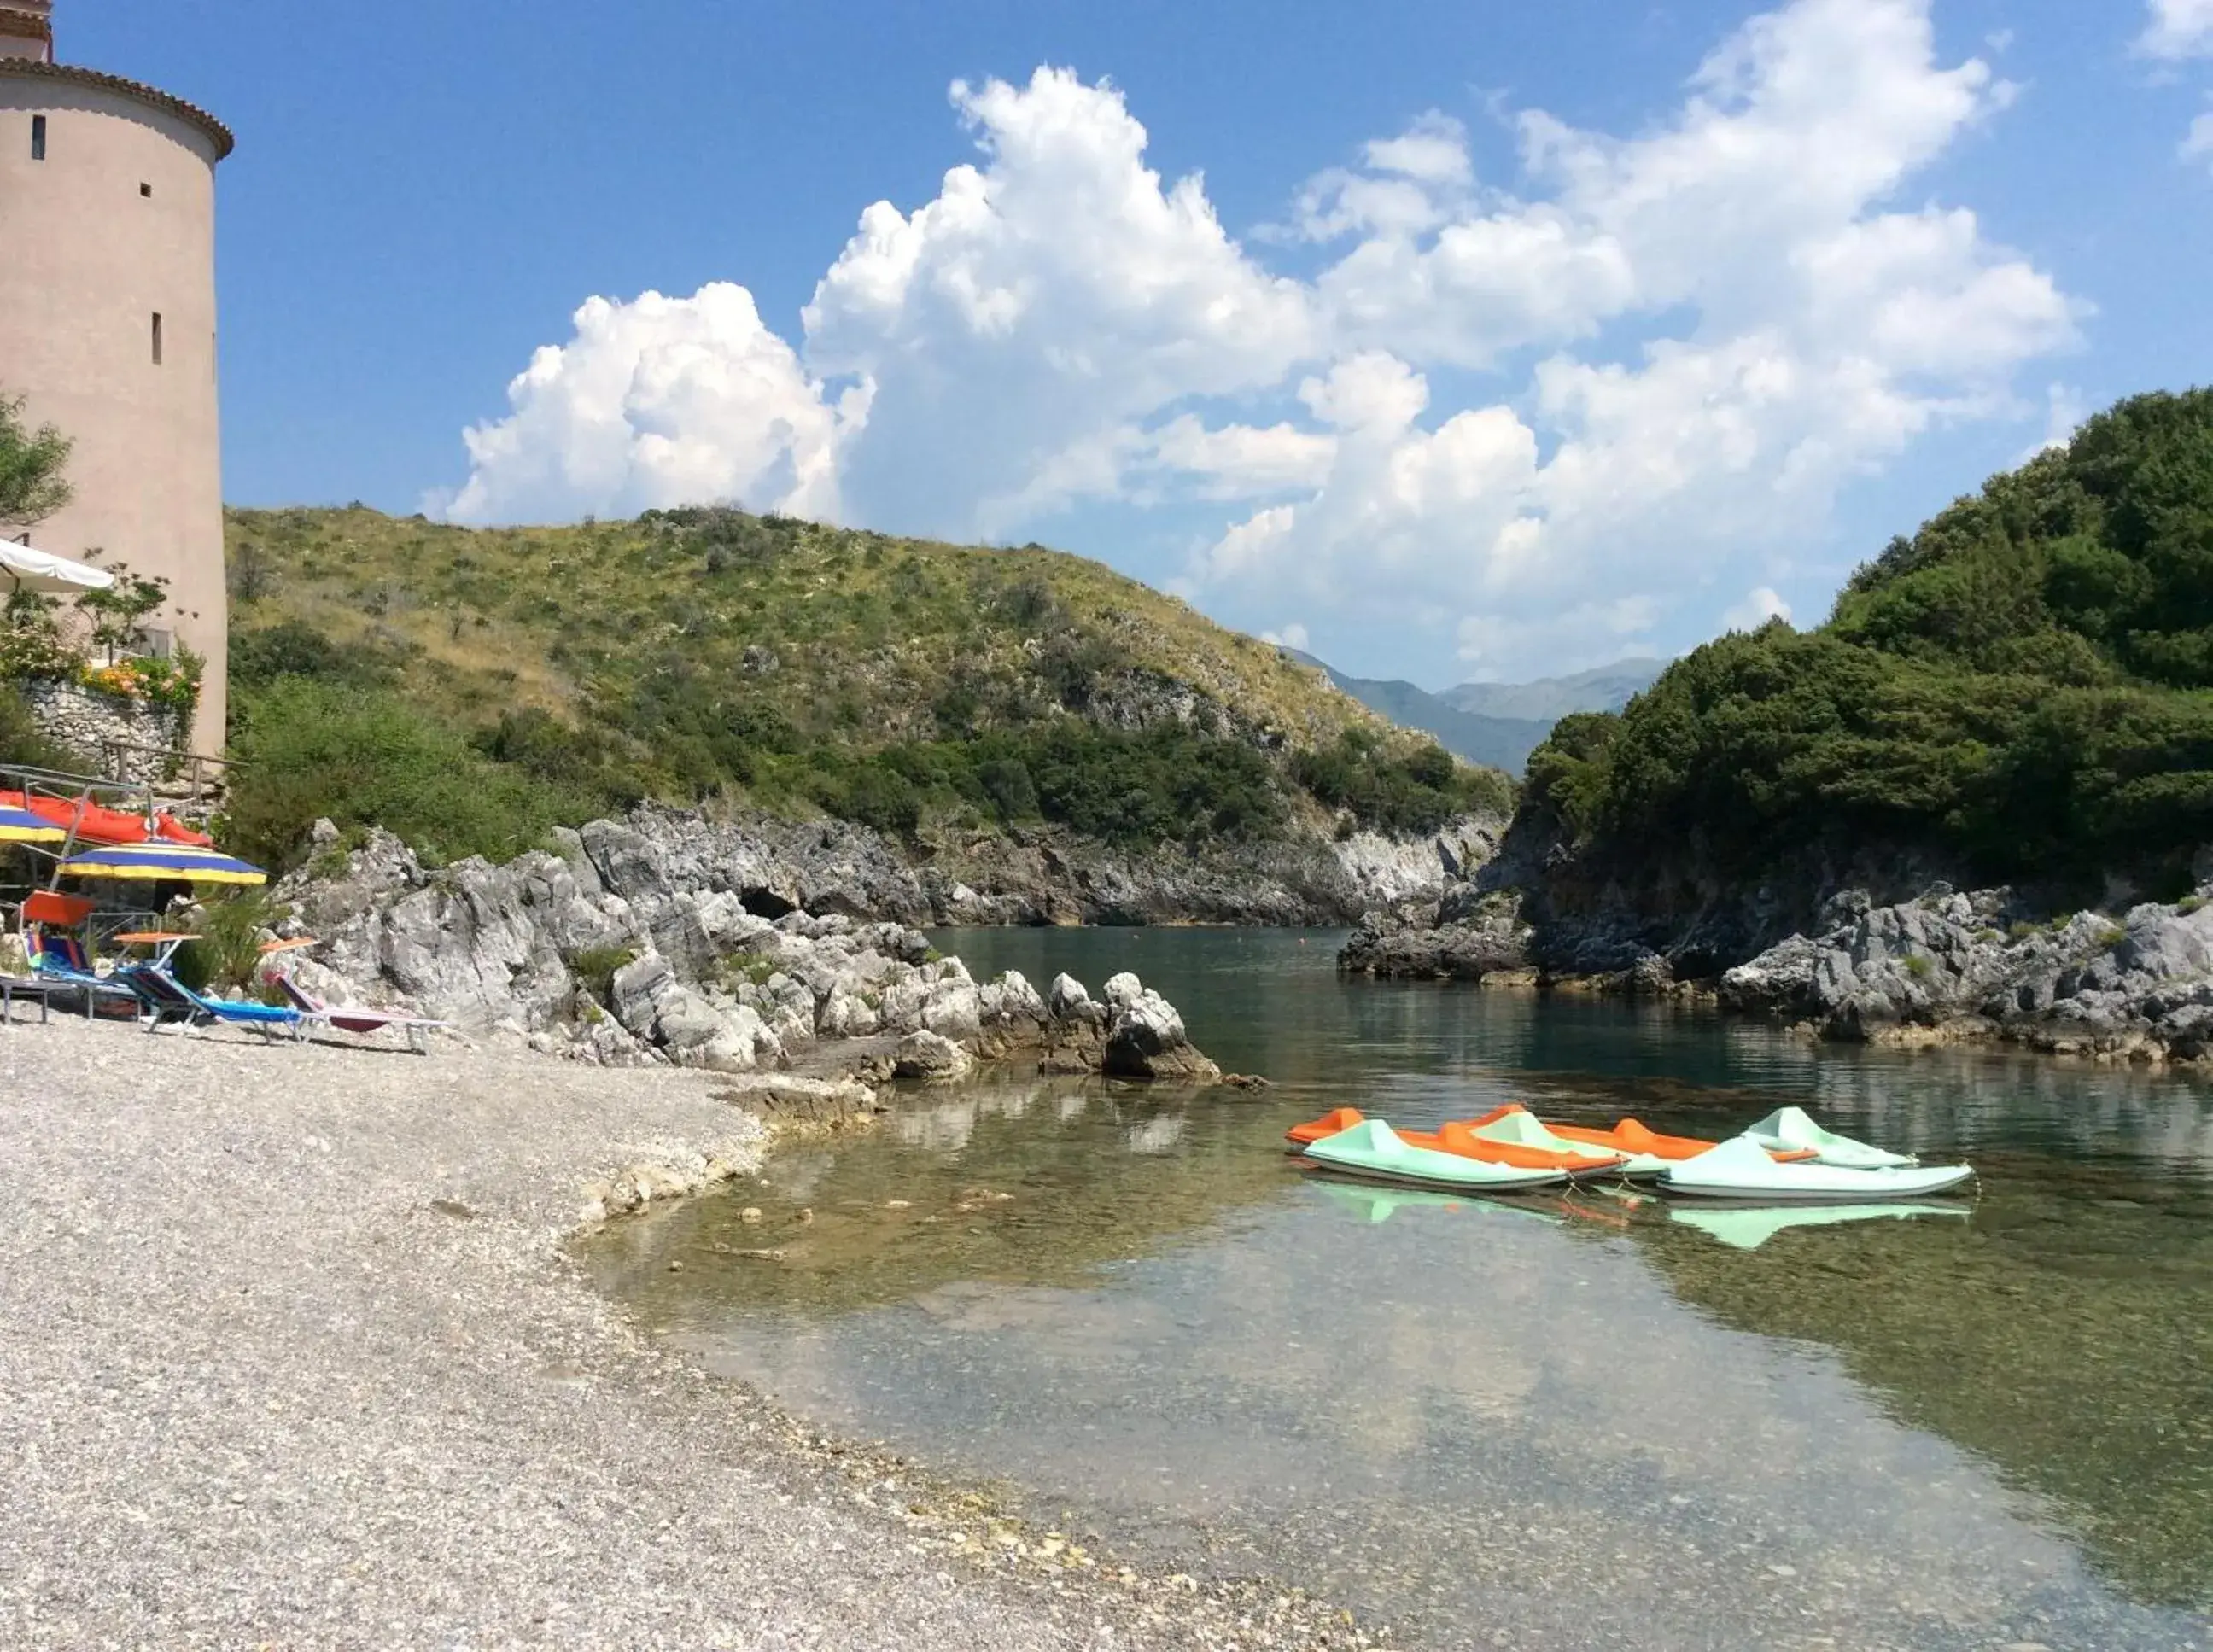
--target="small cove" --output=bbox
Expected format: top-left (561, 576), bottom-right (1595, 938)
top-left (585, 929), bottom-right (2213, 1649)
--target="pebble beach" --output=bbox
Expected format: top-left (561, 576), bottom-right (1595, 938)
top-left (0, 1014), bottom-right (1360, 1650)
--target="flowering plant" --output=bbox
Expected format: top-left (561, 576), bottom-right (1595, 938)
top-left (80, 648), bottom-right (201, 714)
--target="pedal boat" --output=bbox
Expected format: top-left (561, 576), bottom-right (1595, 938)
top-left (1286, 1107), bottom-right (1626, 1177)
top-left (1460, 1106), bottom-right (1668, 1177)
top-left (1299, 1120), bottom-right (1570, 1193)
top-left (1659, 1135), bottom-right (1973, 1201)
top-left (1740, 1106), bottom-right (1918, 1169)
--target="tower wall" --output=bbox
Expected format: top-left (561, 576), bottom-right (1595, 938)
top-left (0, 57), bottom-right (231, 750)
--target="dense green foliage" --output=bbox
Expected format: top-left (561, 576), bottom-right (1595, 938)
top-left (0, 682), bottom-right (83, 772)
top-left (224, 676), bottom-right (587, 869)
top-left (224, 504), bottom-right (1498, 868)
top-left (1525, 389), bottom-right (2213, 889)
top-left (171, 891), bottom-right (279, 995)
top-left (1295, 727), bottom-right (1512, 833)
top-left (0, 390), bottom-right (73, 528)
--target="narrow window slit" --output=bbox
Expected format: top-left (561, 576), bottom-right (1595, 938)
top-left (151, 312), bottom-right (163, 365)
top-left (31, 114), bottom-right (46, 161)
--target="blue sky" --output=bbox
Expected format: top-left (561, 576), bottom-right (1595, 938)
top-left (67, 0), bottom-right (2213, 688)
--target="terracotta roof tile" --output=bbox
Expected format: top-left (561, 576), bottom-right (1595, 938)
top-left (0, 57), bottom-right (233, 160)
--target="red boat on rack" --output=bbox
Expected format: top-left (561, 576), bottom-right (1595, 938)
top-left (0, 791), bottom-right (215, 849)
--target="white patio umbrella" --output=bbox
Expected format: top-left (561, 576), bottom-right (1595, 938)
top-left (0, 536), bottom-right (115, 595)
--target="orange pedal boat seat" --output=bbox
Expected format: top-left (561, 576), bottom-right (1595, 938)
top-left (1286, 1106), bottom-right (1366, 1147)
top-left (1408, 1118), bottom-right (1626, 1174)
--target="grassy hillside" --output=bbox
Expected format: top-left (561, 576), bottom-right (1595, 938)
top-left (1523, 388), bottom-right (2213, 901)
top-left (222, 505), bottom-right (1506, 867)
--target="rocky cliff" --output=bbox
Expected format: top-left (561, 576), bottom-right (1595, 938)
top-left (379, 801), bottom-right (1505, 931)
top-left (1720, 884), bottom-right (2213, 1062)
top-left (272, 816), bottom-right (1223, 1086)
top-left (1338, 803), bottom-right (2213, 1063)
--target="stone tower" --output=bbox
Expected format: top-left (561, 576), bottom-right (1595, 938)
top-left (0, 1), bottom-right (233, 750)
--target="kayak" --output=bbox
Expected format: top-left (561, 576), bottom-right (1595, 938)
top-left (1463, 1105), bottom-right (1667, 1177)
top-left (1300, 1120), bottom-right (1568, 1193)
top-left (1741, 1106), bottom-right (1918, 1169)
top-left (1285, 1106), bottom-right (1625, 1176)
top-left (1670, 1201), bottom-right (1971, 1251)
top-left (1545, 1115), bottom-right (1817, 1165)
top-left (1659, 1135), bottom-right (1973, 1201)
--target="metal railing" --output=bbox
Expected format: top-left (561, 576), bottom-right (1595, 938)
top-left (93, 739), bottom-right (236, 817)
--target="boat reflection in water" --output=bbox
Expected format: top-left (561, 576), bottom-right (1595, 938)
top-left (1308, 1179), bottom-right (1560, 1227)
top-left (1668, 1200), bottom-right (1972, 1251)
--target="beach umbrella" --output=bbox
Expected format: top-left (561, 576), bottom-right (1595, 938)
top-left (55, 841), bottom-right (267, 886)
top-left (0, 538), bottom-right (115, 595)
top-left (0, 803), bottom-right (67, 844)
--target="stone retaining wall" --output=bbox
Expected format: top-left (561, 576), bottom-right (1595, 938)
top-left (18, 678), bottom-right (184, 782)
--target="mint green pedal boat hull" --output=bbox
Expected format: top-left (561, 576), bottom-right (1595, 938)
top-left (1300, 1120), bottom-right (1569, 1194)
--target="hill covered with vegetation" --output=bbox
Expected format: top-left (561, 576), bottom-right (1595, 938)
top-left (1524, 388), bottom-right (2213, 908)
top-left (220, 505), bottom-right (1505, 869)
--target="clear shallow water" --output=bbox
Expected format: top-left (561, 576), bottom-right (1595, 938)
top-left (587, 930), bottom-right (2213, 1649)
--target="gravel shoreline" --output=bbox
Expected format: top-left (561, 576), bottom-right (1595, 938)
top-left (0, 1015), bottom-right (1371, 1650)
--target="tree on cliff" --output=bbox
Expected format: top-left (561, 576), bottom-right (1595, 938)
top-left (0, 391), bottom-right (73, 529)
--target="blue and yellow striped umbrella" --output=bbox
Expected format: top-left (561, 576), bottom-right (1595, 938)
top-left (55, 840), bottom-right (267, 886)
top-left (0, 804), bottom-right (67, 844)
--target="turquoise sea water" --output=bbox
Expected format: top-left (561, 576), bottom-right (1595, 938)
top-left (587, 930), bottom-right (2213, 1649)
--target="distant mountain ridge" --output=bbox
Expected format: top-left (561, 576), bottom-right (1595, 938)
top-left (1284, 651), bottom-right (1664, 773)
top-left (1443, 660), bottom-right (1667, 723)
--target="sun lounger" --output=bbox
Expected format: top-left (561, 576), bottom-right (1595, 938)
top-left (117, 965), bottom-right (323, 1042)
top-left (271, 971), bottom-right (445, 1054)
top-left (27, 931), bottom-right (146, 1019)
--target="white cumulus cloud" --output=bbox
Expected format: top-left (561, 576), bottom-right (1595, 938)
top-left (801, 67), bottom-right (1317, 537)
top-left (2187, 107), bottom-right (2213, 166)
top-left (2140, 0), bottom-right (2213, 58)
top-left (1720, 586), bottom-right (1795, 632)
top-left (1188, 0), bottom-right (2076, 675)
top-left (436, 284), bottom-right (855, 526)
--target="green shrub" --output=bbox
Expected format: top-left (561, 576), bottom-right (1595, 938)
top-left (568, 946), bottom-right (635, 1007)
top-left (1903, 954), bottom-right (1933, 979)
top-left (0, 681), bottom-right (84, 770)
top-left (1293, 728), bottom-right (1507, 833)
top-left (2180, 894), bottom-right (2206, 915)
top-left (224, 677), bottom-right (588, 871)
top-left (230, 619), bottom-right (400, 691)
top-left (173, 890), bottom-right (277, 992)
top-left (472, 707), bottom-right (647, 809)
top-left (976, 756), bottom-right (1040, 822)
